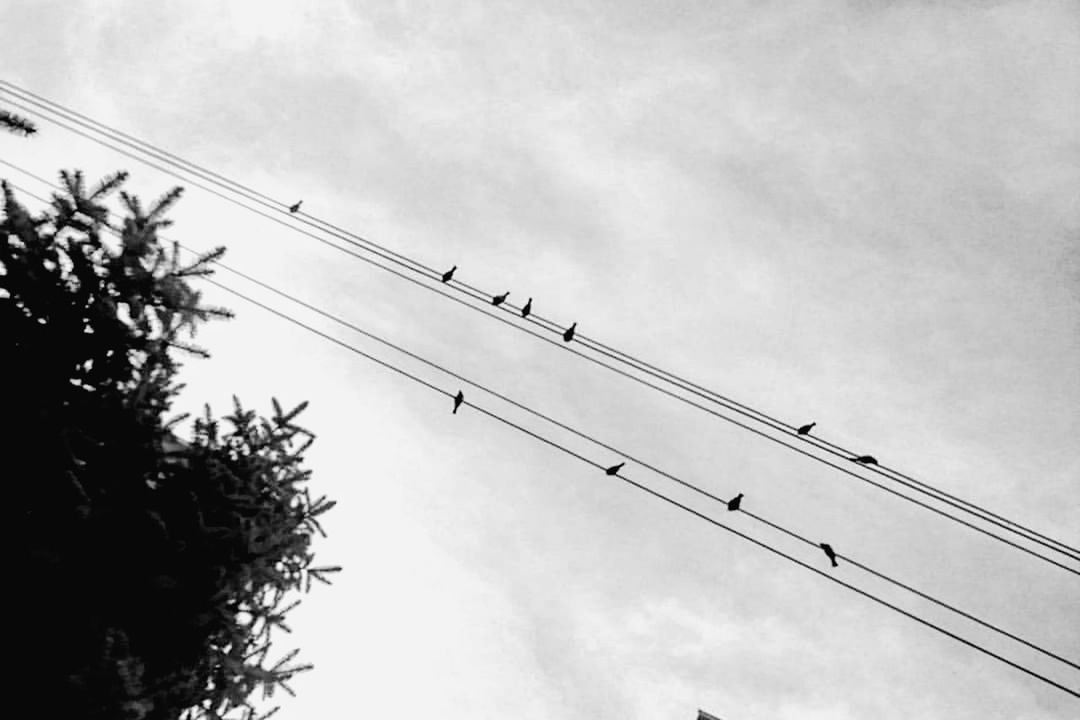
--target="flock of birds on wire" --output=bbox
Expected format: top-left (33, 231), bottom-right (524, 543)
top-left (289, 198), bottom-right (884, 570)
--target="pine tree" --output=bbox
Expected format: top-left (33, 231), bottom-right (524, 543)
top-left (3, 170), bottom-right (339, 720)
top-left (1, 108), bottom-right (37, 135)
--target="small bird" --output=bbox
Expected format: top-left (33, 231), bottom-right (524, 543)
top-left (726, 493), bottom-right (743, 511)
top-left (441, 265), bottom-right (457, 283)
top-left (797, 422), bottom-right (816, 436)
top-left (288, 200), bottom-right (302, 213)
top-left (850, 455), bottom-right (878, 465)
top-left (492, 291), bottom-right (509, 306)
top-left (562, 322), bottom-right (577, 342)
top-left (819, 542), bottom-right (839, 568)
top-left (605, 462), bottom-right (625, 476)
top-left (452, 390), bottom-right (465, 414)
top-left (521, 298), bottom-right (532, 318)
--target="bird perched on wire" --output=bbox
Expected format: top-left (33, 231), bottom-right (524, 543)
top-left (288, 200), bottom-right (302, 213)
top-left (605, 462), bottom-right (625, 476)
top-left (726, 493), bottom-right (743, 511)
top-left (521, 298), bottom-right (532, 318)
top-left (441, 265), bottom-right (457, 283)
top-left (797, 422), bottom-right (816, 436)
top-left (850, 455), bottom-right (878, 465)
top-left (492, 291), bottom-right (509, 306)
top-left (563, 322), bottom-right (577, 342)
top-left (819, 543), bottom-right (839, 567)
top-left (452, 390), bottom-right (464, 414)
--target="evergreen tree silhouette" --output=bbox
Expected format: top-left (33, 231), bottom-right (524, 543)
top-left (3, 171), bottom-right (340, 720)
top-left (1, 108), bottom-right (37, 135)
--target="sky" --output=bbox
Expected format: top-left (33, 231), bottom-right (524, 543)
top-left (2, 0), bottom-right (1079, 718)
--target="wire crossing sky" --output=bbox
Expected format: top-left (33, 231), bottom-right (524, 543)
top-left (3, 2), bottom-right (1078, 718)
top-left (2, 82), bottom-right (1076, 575)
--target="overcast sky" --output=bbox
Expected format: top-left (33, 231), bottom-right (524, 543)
top-left (2, 0), bottom-right (1079, 718)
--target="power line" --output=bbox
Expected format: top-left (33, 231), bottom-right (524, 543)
top-left (3, 83), bottom-right (1078, 567)
top-left (4, 175), bottom-right (1079, 686)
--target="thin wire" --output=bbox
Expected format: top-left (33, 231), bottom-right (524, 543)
top-left (7, 175), bottom-right (1079, 674)
top-left (2, 84), bottom-right (1077, 563)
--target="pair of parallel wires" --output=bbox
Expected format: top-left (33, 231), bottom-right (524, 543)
top-left (1, 85), bottom-right (1077, 698)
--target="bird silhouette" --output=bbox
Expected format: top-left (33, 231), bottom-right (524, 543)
top-left (452, 390), bottom-right (464, 414)
top-left (851, 455), bottom-right (878, 465)
top-left (441, 265), bottom-right (457, 283)
top-left (726, 493), bottom-right (743, 511)
top-left (492, 291), bottom-right (509, 306)
top-left (605, 462), bottom-right (625, 476)
top-left (288, 200), bottom-right (302, 213)
top-left (797, 422), bottom-right (816, 436)
top-left (521, 298), bottom-right (532, 318)
top-left (563, 322), bottom-right (577, 342)
top-left (819, 543), bottom-right (839, 567)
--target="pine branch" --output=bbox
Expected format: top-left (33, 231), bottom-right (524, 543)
top-left (89, 170), bottom-right (129, 200)
top-left (0, 109), bottom-right (37, 135)
top-left (148, 186), bottom-right (184, 224)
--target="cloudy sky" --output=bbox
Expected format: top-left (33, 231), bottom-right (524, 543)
top-left (3, 0), bottom-right (1079, 718)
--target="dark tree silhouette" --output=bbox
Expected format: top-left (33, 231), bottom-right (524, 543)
top-left (3, 171), bottom-right (340, 720)
top-left (1, 108), bottom-right (38, 135)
